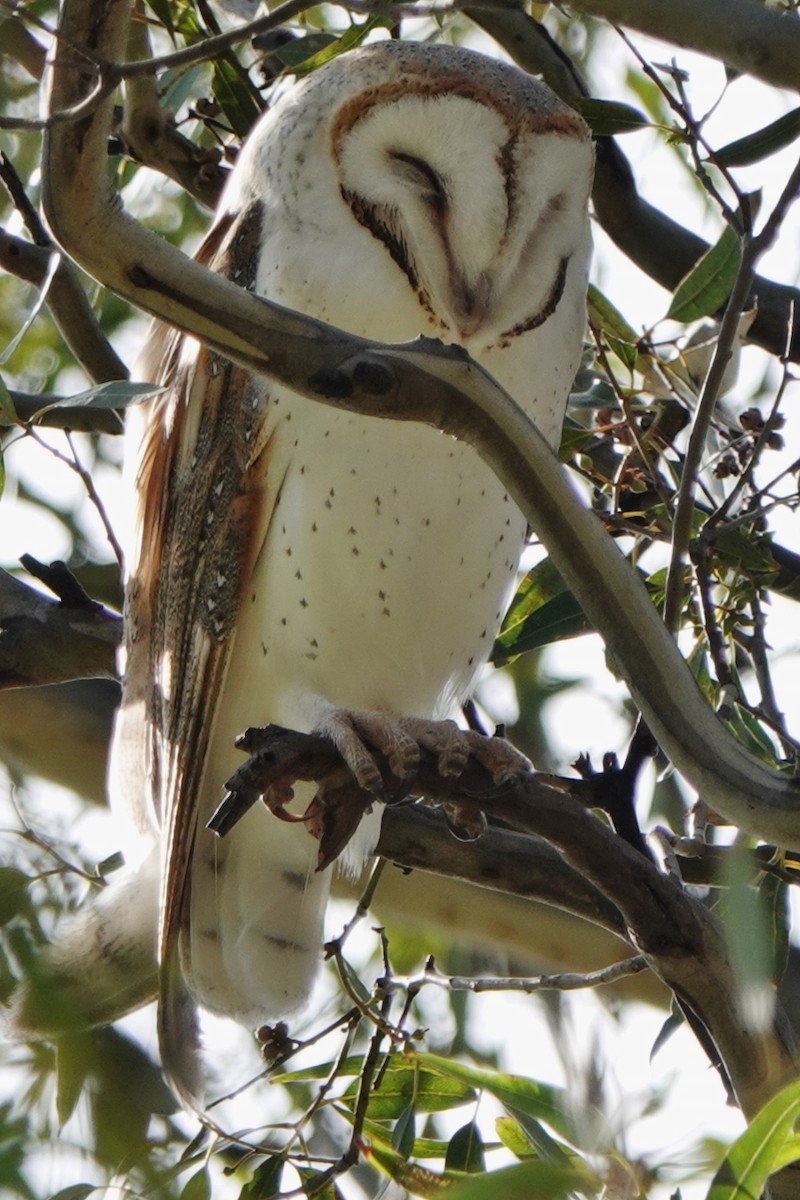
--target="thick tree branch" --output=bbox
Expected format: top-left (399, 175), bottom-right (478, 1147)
top-left (566, 0), bottom-right (800, 92)
top-left (0, 227), bottom-right (128, 384)
top-left (0, 566), bottom-right (120, 688)
top-left (0, 678), bottom-right (117, 803)
top-left (0, 12), bottom-right (47, 78)
top-left (39, 0), bottom-right (800, 847)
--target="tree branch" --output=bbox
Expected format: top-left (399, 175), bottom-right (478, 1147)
top-left (566, 0), bottom-right (800, 92)
top-left (0, 11), bottom-right (47, 78)
top-left (0, 566), bottom-right (120, 689)
top-left (0, 227), bottom-right (128, 384)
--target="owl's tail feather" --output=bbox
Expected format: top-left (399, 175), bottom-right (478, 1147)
top-left (158, 945), bottom-right (204, 1115)
top-left (5, 850), bottom-right (159, 1038)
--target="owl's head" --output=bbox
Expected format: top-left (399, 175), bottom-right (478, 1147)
top-left (325, 41), bottom-right (593, 348)
top-left (226, 39), bottom-right (593, 425)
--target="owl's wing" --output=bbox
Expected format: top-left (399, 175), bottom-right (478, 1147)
top-left (117, 199), bottom-right (277, 1105)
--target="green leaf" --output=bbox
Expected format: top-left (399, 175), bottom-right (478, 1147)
top-left (211, 57), bottom-right (263, 139)
top-left (577, 98), bottom-right (650, 137)
top-left (667, 226), bottom-right (741, 322)
top-left (716, 847), bottom-right (775, 1032)
top-left (159, 63), bottom-right (208, 116)
top-left (393, 1104), bottom-right (417, 1159)
top-left (505, 1109), bottom-right (576, 1167)
top-left (261, 32), bottom-right (338, 73)
top-left (272, 1054), bottom-right (363, 1083)
top-left (726, 704), bottom-right (779, 765)
top-left (567, 381), bottom-right (617, 410)
top-left (706, 1078), bottom-right (800, 1199)
top-left (0, 868), bottom-right (35, 927)
top-left (403, 1053), bottom-right (572, 1140)
top-left (48, 1188), bottom-right (97, 1200)
top-left (362, 1138), bottom-right (456, 1197)
top-left (179, 1168), bottom-right (211, 1200)
top-left (335, 1107), bottom-right (452, 1158)
top-left (144, 0), bottom-right (177, 40)
top-left (586, 283), bottom-right (640, 367)
top-left (292, 18), bottom-right (393, 77)
top-left (495, 1116), bottom-right (536, 1160)
top-left (446, 1160), bottom-right (597, 1200)
top-left (238, 1157), bottom-right (284, 1198)
top-left (587, 285), bottom-right (640, 345)
top-left (0, 374), bottom-right (15, 422)
top-left (493, 558), bottom-right (588, 664)
top-left (342, 1061), bottom-right (476, 1119)
top-left (761, 871), bottom-right (790, 983)
top-left (715, 106), bottom-right (800, 167)
top-left (43, 380), bottom-right (162, 409)
top-left (55, 1037), bottom-right (90, 1128)
top-left (445, 1122), bottom-right (486, 1174)
top-left (297, 1167), bottom-right (344, 1199)
top-left (30, 381), bottom-right (163, 433)
top-left (712, 527), bottom-right (778, 577)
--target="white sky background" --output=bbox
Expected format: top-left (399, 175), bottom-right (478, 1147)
top-left (2, 11), bottom-right (800, 1200)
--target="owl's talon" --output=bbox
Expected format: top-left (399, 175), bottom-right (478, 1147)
top-left (400, 716), bottom-right (469, 778)
top-left (464, 729), bottom-right (532, 785)
top-left (315, 709), bottom-right (529, 802)
top-left (315, 708), bottom-right (421, 794)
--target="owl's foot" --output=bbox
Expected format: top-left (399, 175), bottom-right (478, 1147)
top-left (314, 708), bottom-right (531, 795)
top-left (213, 717), bottom-right (532, 868)
top-left (300, 709), bottom-right (533, 863)
top-left (314, 710), bottom-right (474, 797)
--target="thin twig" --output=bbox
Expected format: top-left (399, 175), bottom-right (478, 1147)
top-left (411, 954), bottom-right (648, 995)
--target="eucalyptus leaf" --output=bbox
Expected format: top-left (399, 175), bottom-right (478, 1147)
top-left (706, 1078), bottom-right (800, 1199)
top-left (577, 98), bottom-right (650, 136)
top-left (446, 1160), bottom-right (596, 1200)
top-left (179, 1168), bottom-right (211, 1200)
top-left (403, 1053), bottom-right (572, 1140)
top-left (341, 1062), bottom-right (475, 1119)
top-left (211, 57), bottom-right (263, 139)
top-left (667, 226), bottom-right (741, 322)
top-left (715, 106), bottom-right (800, 168)
top-left (238, 1157), bottom-right (284, 1198)
top-left (292, 18), bottom-right (393, 77)
top-left (445, 1122), bottom-right (486, 1173)
top-left (493, 558), bottom-right (588, 664)
top-left (36, 381), bottom-right (163, 411)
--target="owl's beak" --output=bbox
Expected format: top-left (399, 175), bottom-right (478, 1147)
top-left (452, 270), bottom-right (493, 339)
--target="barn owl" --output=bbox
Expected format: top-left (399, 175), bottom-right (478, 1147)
top-left (32, 40), bottom-right (594, 1100)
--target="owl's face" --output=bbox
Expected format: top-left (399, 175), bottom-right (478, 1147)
top-left (332, 74), bottom-right (592, 348)
top-left (224, 39), bottom-right (593, 438)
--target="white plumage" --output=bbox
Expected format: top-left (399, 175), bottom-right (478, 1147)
top-left (98, 39), bottom-right (593, 1097)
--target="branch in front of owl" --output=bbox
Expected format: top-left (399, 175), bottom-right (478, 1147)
top-left (7, 0), bottom-right (795, 366)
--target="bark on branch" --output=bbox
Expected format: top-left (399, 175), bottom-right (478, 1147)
top-left (566, 0), bottom-right (800, 92)
top-left (0, 565), bottom-right (120, 688)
